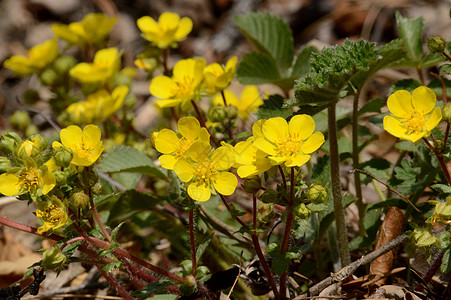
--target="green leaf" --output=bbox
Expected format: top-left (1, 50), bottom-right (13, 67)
top-left (234, 12), bottom-right (294, 73)
top-left (291, 46), bottom-right (318, 78)
top-left (440, 64), bottom-right (451, 76)
top-left (428, 78), bottom-right (451, 98)
top-left (431, 184), bottom-right (451, 194)
top-left (102, 261), bottom-right (122, 273)
top-left (395, 140), bottom-right (417, 152)
top-left (441, 249), bottom-right (451, 273)
top-left (196, 233), bottom-right (213, 264)
top-left (349, 236), bottom-right (372, 251)
top-left (257, 94), bottom-right (293, 120)
top-left (396, 11), bottom-right (423, 63)
top-left (131, 281), bottom-right (173, 298)
top-left (389, 79), bottom-right (421, 94)
top-left (360, 158), bottom-right (391, 185)
top-left (96, 145), bottom-right (166, 179)
top-left (236, 52), bottom-right (281, 85)
top-left (111, 221), bottom-right (125, 241)
top-left (358, 97), bottom-right (384, 116)
top-left (420, 52), bottom-right (445, 68)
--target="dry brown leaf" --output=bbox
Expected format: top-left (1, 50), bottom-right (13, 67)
top-left (369, 207), bottom-right (405, 286)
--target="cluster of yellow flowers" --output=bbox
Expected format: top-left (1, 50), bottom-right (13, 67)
top-left (153, 115), bottom-right (325, 202)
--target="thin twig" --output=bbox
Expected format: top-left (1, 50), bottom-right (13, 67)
top-left (226, 251), bottom-right (243, 300)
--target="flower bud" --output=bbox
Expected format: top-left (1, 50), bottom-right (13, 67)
top-left (92, 182), bottom-right (103, 194)
top-left (31, 134), bottom-right (48, 150)
top-left (23, 89), bottom-right (41, 105)
top-left (443, 105), bottom-right (451, 122)
top-left (41, 247), bottom-right (66, 271)
top-left (0, 132), bottom-right (22, 155)
top-left (54, 146), bottom-right (73, 167)
top-left (25, 124), bottom-right (39, 137)
top-left (224, 105), bottom-right (238, 120)
top-left (53, 55), bottom-right (76, 74)
top-left (10, 111), bottom-right (31, 132)
top-left (39, 68), bottom-right (58, 86)
top-left (208, 106), bottom-right (227, 123)
top-left (295, 203), bottom-right (311, 219)
top-left (184, 275), bottom-right (196, 286)
top-left (411, 227), bottom-right (437, 248)
top-left (72, 191), bottom-right (89, 208)
top-left (427, 36), bottom-right (446, 54)
top-left (18, 139), bottom-right (40, 158)
top-left (242, 176), bottom-right (262, 194)
top-left (307, 184), bottom-right (328, 204)
top-left (53, 170), bottom-right (67, 186)
top-left (0, 157), bottom-right (11, 173)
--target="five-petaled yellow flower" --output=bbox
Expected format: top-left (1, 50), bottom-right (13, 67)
top-left (0, 158), bottom-right (56, 197)
top-left (150, 57), bottom-right (205, 109)
top-left (66, 85), bottom-right (129, 124)
top-left (213, 86), bottom-right (263, 120)
top-left (174, 142), bottom-right (237, 202)
top-left (36, 196), bottom-right (68, 233)
top-left (234, 137), bottom-right (271, 178)
top-left (137, 12), bottom-right (193, 49)
top-left (204, 57), bottom-right (238, 94)
top-left (383, 86), bottom-right (442, 143)
top-left (70, 47), bottom-right (120, 84)
top-left (52, 13), bottom-right (117, 46)
top-left (3, 38), bottom-right (58, 75)
top-left (53, 125), bottom-right (104, 167)
top-left (153, 117), bottom-right (210, 170)
top-left (254, 115), bottom-right (325, 167)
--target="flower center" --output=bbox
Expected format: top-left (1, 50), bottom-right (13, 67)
top-left (74, 143), bottom-right (94, 159)
top-left (173, 75), bottom-right (195, 98)
top-left (403, 110), bottom-right (427, 134)
top-left (176, 137), bottom-right (194, 157)
top-left (193, 160), bottom-right (217, 183)
top-left (274, 135), bottom-right (303, 156)
top-left (19, 168), bottom-right (40, 192)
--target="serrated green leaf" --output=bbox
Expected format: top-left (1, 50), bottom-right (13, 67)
top-left (440, 64), bottom-right (451, 76)
top-left (441, 249), bottom-right (451, 273)
top-left (111, 221), bottom-right (125, 241)
top-left (291, 46), bottom-right (318, 78)
top-left (111, 172), bottom-right (141, 189)
top-left (96, 145), bottom-right (166, 179)
top-left (102, 261), bottom-right (122, 273)
top-left (360, 158), bottom-right (391, 184)
top-left (396, 11), bottom-right (423, 63)
top-left (395, 140), bottom-right (417, 152)
top-left (358, 97), bottom-right (384, 116)
top-left (428, 78), bottom-right (451, 98)
top-left (234, 12), bottom-right (294, 73)
top-left (131, 281), bottom-right (173, 297)
top-left (431, 184), bottom-right (451, 194)
top-left (389, 79), bottom-right (421, 94)
top-left (257, 94), bottom-right (293, 119)
top-left (196, 233), bottom-right (213, 264)
top-left (420, 52), bottom-right (445, 68)
top-left (236, 52), bottom-right (281, 85)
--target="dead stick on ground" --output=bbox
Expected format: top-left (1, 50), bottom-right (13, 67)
top-left (293, 233), bottom-right (409, 299)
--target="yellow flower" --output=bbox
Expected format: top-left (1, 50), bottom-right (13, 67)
top-left (3, 38), bottom-right (58, 75)
top-left (204, 57), bottom-right (237, 94)
top-left (154, 117), bottom-right (210, 169)
top-left (69, 47), bottom-right (120, 84)
top-left (17, 138), bottom-right (41, 157)
top-left (213, 86), bottom-right (263, 120)
top-left (174, 142), bottom-right (237, 202)
top-left (137, 12), bottom-right (193, 49)
top-left (234, 137), bottom-right (271, 178)
top-left (36, 196), bottom-right (68, 233)
top-left (66, 85), bottom-right (129, 124)
top-left (150, 57), bottom-right (205, 108)
top-left (0, 159), bottom-right (56, 197)
top-left (54, 125), bottom-right (104, 167)
top-left (254, 115), bottom-right (325, 167)
top-left (52, 13), bottom-right (117, 45)
top-left (383, 86), bottom-right (442, 143)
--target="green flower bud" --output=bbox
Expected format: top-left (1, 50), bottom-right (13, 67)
top-left (71, 191), bottom-right (89, 209)
top-left (23, 89), bottom-right (40, 105)
top-left (411, 227), bottom-right (437, 248)
top-left (307, 184), bottom-right (328, 204)
top-left (224, 105), bottom-right (238, 120)
top-left (242, 176), bottom-right (262, 194)
top-left (258, 202), bottom-right (275, 224)
top-left (54, 146), bottom-right (73, 167)
top-left (208, 106), bottom-right (227, 123)
top-left (53, 55), bottom-right (76, 74)
top-left (25, 124), bottom-right (39, 137)
top-left (53, 170), bottom-right (67, 186)
top-left (0, 157), bottom-right (11, 173)
top-left (41, 247), bottom-right (66, 271)
top-left (0, 132), bottom-right (22, 155)
top-left (17, 139), bottom-right (40, 158)
top-left (443, 105), bottom-right (451, 122)
top-left (295, 203), bottom-right (311, 219)
top-left (10, 111), bottom-right (31, 132)
top-left (184, 275), bottom-right (196, 286)
top-left (31, 134), bottom-right (48, 150)
top-left (92, 182), bottom-right (103, 195)
top-left (427, 36), bottom-right (446, 54)
top-left (39, 68), bottom-right (58, 86)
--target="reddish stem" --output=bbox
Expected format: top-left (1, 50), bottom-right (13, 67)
top-left (219, 194), bottom-right (249, 231)
top-left (189, 209), bottom-right (197, 277)
top-left (191, 100), bottom-right (219, 147)
top-left (423, 137), bottom-right (451, 184)
top-left (89, 197), bottom-right (112, 243)
top-left (96, 263), bottom-right (134, 300)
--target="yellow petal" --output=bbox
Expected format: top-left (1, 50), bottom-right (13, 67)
top-left (174, 159), bottom-right (195, 182)
top-left (159, 155), bottom-right (177, 170)
top-left (155, 129), bottom-right (179, 153)
top-left (211, 145), bottom-right (235, 170)
top-left (156, 98), bottom-right (183, 108)
top-left (289, 114), bottom-right (315, 141)
top-left (383, 115), bottom-right (405, 139)
top-left (159, 12), bottom-right (180, 29)
top-left (150, 76), bottom-right (175, 99)
top-left (387, 90), bottom-right (414, 118)
top-left (137, 16), bottom-right (158, 33)
top-left (82, 124), bottom-right (102, 148)
top-left (252, 120), bottom-right (265, 138)
top-left (187, 181), bottom-right (211, 202)
top-left (0, 173), bottom-right (20, 196)
top-left (212, 172), bottom-right (237, 196)
top-left (253, 137), bottom-right (277, 155)
top-left (175, 17), bottom-right (193, 40)
top-left (60, 125), bottom-right (83, 149)
top-left (425, 106), bottom-right (442, 131)
top-left (301, 131), bottom-right (325, 154)
top-left (412, 86), bottom-right (437, 114)
top-left (268, 155), bottom-right (287, 165)
top-left (237, 165), bottom-right (259, 178)
top-left (262, 117), bottom-right (288, 143)
top-left (286, 154), bottom-right (311, 167)
top-left (186, 142), bottom-right (211, 162)
top-left (178, 117), bottom-right (200, 141)
top-left (41, 171), bottom-right (56, 195)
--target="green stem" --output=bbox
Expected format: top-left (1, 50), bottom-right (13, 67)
top-left (189, 208), bottom-right (197, 277)
top-left (352, 86), bottom-right (365, 235)
top-left (328, 104), bottom-right (351, 267)
top-left (279, 168), bottom-right (296, 299)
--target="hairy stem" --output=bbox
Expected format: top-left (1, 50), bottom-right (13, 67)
top-left (423, 137), bottom-right (451, 185)
top-left (189, 208), bottom-right (197, 277)
top-left (191, 100), bottom-right (219, 147)
top-left (328, 104), bottom-right (351, 266)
